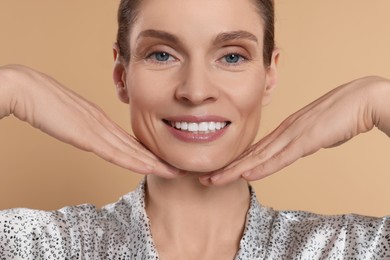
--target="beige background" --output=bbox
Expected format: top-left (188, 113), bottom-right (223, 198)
top-left (0, 0), bottom-right (389, 217)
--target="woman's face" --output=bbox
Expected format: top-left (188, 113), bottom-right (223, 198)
top-left (117, 0), bottom-right (278, 172)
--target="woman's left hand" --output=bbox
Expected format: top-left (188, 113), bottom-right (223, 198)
top-left (200, 76), bottom-right (390, 186)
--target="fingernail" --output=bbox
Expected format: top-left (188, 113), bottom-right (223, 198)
top-left (242, 171), bottom-right (251, 178)
top-left (199, 177), bottom-right (210, 186)
top-left (211, 174), bottom-right (221, 182)
top-left (199, 174), bottom-right (210, 180)
top-left (146, 164), bottom-right (155, 172)
top-left (166, 167), bottom-right (183, 175)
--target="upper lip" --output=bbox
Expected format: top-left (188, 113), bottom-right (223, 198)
top-left (163, 115), bottom-right (231, 123)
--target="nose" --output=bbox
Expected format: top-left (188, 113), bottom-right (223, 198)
top-left (175, 61), bottom-right (219, 105)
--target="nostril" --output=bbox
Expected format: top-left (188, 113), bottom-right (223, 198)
top-left (175, 80), bottom-right (219, 105)
top-left (176, 94), bottom-right (217, 106)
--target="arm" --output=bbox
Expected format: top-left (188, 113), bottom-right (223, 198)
top-left (201, 76), bottom-right (390, 185)
top-left (371, 77), bottom-right (390, 137)
top-left (0, 65), bottom-right (179, 178)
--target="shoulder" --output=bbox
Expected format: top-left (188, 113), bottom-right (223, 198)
top-left (253, 202), bottom-right (390, 259)
top-left (244, 187), bottom-right (390, 259)
top-left (0, 182), bottom-right (145, 259)
top-left (0, 204), bottom-right (100, 259)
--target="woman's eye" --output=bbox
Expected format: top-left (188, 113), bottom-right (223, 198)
top-left (148, 52), bottom-right (174, 62)
top-left (221, 53), bottom-right (246, 64)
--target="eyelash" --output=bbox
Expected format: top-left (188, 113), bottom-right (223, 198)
top-left (144, 50), bottom-right (249, 66)
top-left (218, 52), bottom-right (248, 66)
top-left (145, 51), bottom-right (178, 65)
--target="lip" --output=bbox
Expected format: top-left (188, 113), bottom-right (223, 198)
top-left (163, 115), bottom-right (231, 143)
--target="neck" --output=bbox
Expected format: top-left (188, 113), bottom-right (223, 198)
top-left (145, 174), bottom-right (250, 257)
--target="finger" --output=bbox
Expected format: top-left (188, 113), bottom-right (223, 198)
top-left (104, 123), bottom-right (159, 160)
top-left (114, 138), bottom-right (183, 177)
top-left (57, 91), bottom-right (160, 163)
top-left (198, 124), bottom-right (288, 185)
top-left (88, 129), bottom-right (182, 178)
top-left (97, 141), bottom-right (182, 178)
top-left (199, 145), bottom-right (272, 186)
top-left (151, 160), bottom-right (185, 178)
top-left (204, 127), bottom-right (300, 186)
top-left (221, 129), bottom-right (280, 171)
top-left (209, 114), bottom-right (314, 186)
top-left (98, 148), bottom-right (154, 175)
top-left (83, 115), bottom-right (165, 166)
top-left (200, 151), bottom-right (267, 186)
top-left (242, 140), bottom-right (307, 181)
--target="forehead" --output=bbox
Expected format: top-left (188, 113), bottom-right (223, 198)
top-left (130, 0), bottom-right (264, 44)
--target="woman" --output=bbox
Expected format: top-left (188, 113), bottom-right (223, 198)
top-left (1, 0), bottom-right (390, 259)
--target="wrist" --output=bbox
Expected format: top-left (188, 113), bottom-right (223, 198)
top-left (0, 65), bottom-right (19, 118)
top-left (365, 76), bottom-right (390, 135)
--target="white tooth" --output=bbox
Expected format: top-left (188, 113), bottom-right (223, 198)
top-left (181, 122), bottom-right (188, 130)
top-left (215, 122), bottom-right (222, 130)
top-left (188, 123), bottom-right (199, 132)
top-left (198, 122), bottom-right (208, 131)
top-left (209, 122), bottom-right (216, 131)
top-left (221, 122), bottom-right (227, 128)
top-left (175, 122), bottom-right (181, 129)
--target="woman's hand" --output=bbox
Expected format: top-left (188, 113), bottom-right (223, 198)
top-left (0, 65), bottom-right (180, 178)
top-left (200, 76), bottom-right (390, 186)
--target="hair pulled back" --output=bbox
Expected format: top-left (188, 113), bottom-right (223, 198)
top-left (116, 0), bottom-right (275, 66)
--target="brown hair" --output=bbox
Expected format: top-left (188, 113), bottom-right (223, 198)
top-left (116, 0), bottom-right (275, 66)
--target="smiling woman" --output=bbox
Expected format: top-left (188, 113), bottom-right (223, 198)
top-left (1, 0), bottom-right (390, 259)
top-left (118, 0), bottom-right (277, 172)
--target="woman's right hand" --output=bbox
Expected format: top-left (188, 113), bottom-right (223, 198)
top-left (0, 65), bottom-right (180, 178)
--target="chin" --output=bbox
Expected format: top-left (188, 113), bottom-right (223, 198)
top-left (161, 152), bottom-right (232, 173)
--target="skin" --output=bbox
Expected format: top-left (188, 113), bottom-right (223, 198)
top-left (112, 0), bottom-right (278, 258)
top-left (1, 0), bottom-right (390, 259)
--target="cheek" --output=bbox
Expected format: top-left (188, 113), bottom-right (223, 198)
top-left (128, 69), bottom-right (163, 107)
top-left (126, 67), bottom-right (178, 142)
top-left (126, 69), bottom-right (159, 140)
top-left (127, 67), bottom-right (176, 112)
top-left (225, 72), bottom-right (266, 146)
top-left (224, 70), bottom-right (266, 118)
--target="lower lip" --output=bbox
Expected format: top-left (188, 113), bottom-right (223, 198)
top-left (166, 124), bottom-right (229, 143)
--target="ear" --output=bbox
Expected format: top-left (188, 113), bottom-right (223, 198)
top-left (262, 48), bottom-right (280, 106)
top-left (113, 43), bottom-right (130, 104)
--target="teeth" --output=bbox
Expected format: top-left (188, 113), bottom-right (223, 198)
top-left (169, 121), bottom-right (229, 132)
top-left (188, 123), bottom-right (198, 132)
top-left (198, 122), bottom-right (209, 131)
top-left (209, 122), bottom-right (216, 131)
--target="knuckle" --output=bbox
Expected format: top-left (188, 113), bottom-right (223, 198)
top-left (253, 148), bottom-right (267, 160)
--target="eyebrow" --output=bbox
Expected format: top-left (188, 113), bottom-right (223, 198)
top-left (214, 30), bottom-right (258, 45)
top-left (136, 29), bottom-right (180, 44)
top-left (136, 29), bottom-right (258, 45)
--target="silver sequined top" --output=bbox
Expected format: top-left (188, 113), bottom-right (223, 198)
top-left (1, 180), bottom-right (390, 259)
